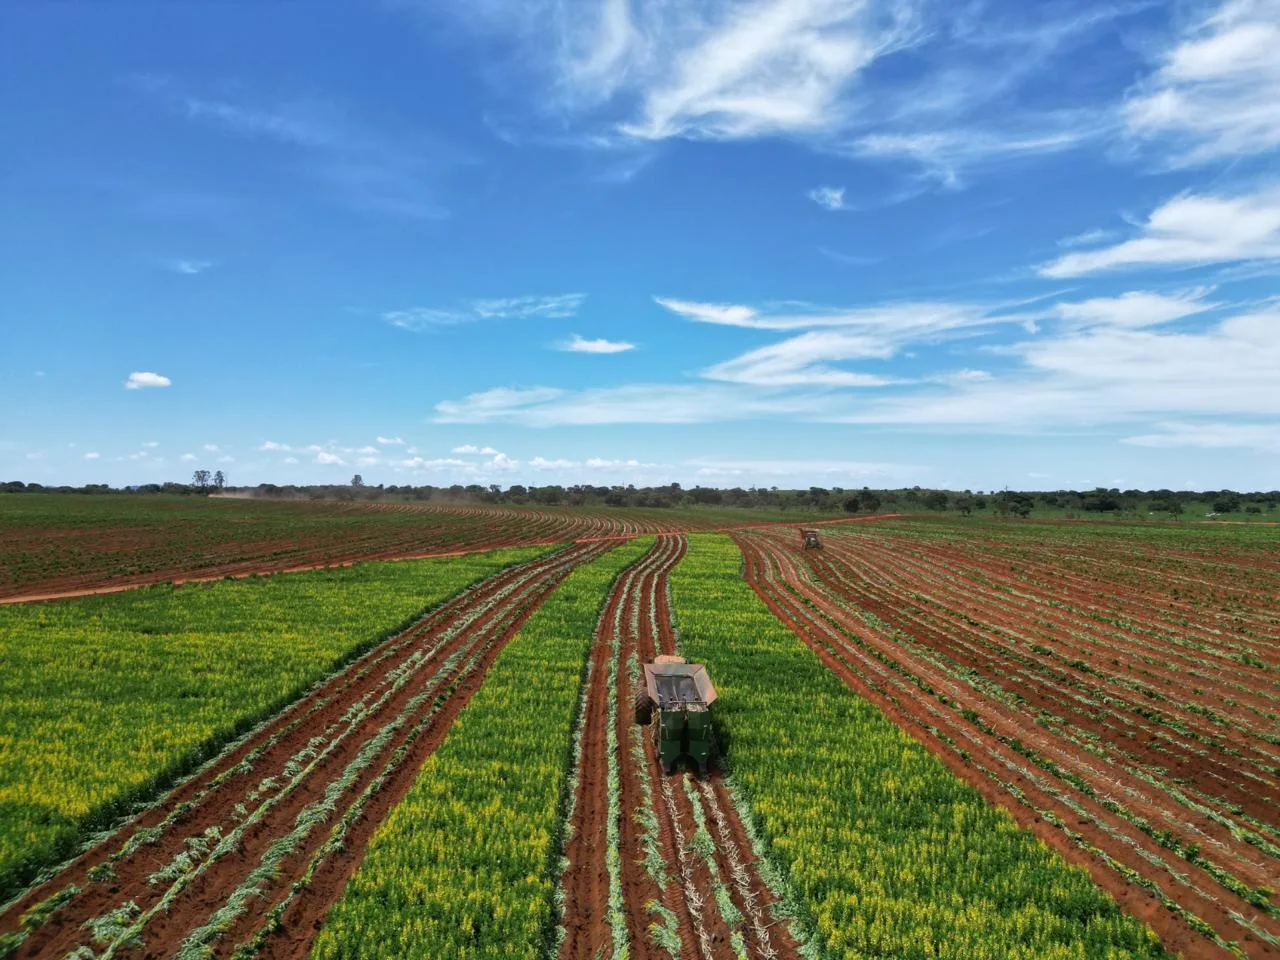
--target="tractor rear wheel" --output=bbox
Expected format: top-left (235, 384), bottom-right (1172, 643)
top-left (634, 691), bottom-right (654, 725)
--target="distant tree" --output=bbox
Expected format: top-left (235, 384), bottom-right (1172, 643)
top-left (192, 469), bottom-right (211, 490)
top-left (213, 470), bottom-right (225, 491)
top-left (1148, 498), bottom-right (1182, 518)
top-left (974, 495), bottom-right (988, 510)
top-left (351, 474), bottom-right (364, 488)
top-left (954, 496), bottom-right (974, 516)
top-left (923, 490), bottom-right (949, 511)
top-left (860, 492), bottom-right (882, 513)
top-left (1213, 496), bottom-right (1240, 514)
top-left (843, 496), bottom-right (860, 513)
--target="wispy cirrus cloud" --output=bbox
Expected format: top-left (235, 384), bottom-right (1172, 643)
top-left (557, 333), bottom-right (635, 354)
top-left (164, 258), bottom-right (214, 275)
top-left (1123, 0), bottom-right (1280, 166)
top-left (136, 76), bottom-right (454, 218)
top-left (702, 331), bottom-right (897, 387)
top-left (1123, 421), bottom-right (1280, 454)
top-left (1039, 185), bottom-right (1280, 277)
top-left (384, 294), bottom-right (586, 331)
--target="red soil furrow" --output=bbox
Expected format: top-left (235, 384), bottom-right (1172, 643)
top-left (1, 543), bottom-right (607, 960)
top-left (0, 545), bottom-right (585, 929)
top-left (0, 512), bottom-right (897, 606)
top-left (844, 534), bottom-right (1280, 721)
top-left (812, 536), bottom-right (1280, 845)
top-left (886, 535), bottom-right (1280, 694)
top-left (560, 539), bottom-right (672, 960)
top-left (815, 539), bottom-right (1280, 811)
top-left (632, 537), bottom-right (800, 960)
top-left (923, 535), bottom-right (1280, 646)
top-left (738, 535), bottom-right (1279, 958)
top-left (803, 552), bottom-right (1280, 899)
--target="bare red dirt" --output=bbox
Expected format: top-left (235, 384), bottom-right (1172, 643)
top-left (557, 535), bottom-right (802, 960)
top-left (0, 543), bottom-right (609, 960)
top-left (736, 528), bottom-right (1280, 960)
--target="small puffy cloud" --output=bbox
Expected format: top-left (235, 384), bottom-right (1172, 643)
top-left (180, 453), bottom-right (198, 462)
top-left (807, 186), bottom-right (846, 211)
top-left (376, 436), bottom-right (404, 445)
top-left (452, 444), bottom-right (500, 455)
top-left (83, 452), bottom-right (100, 460)
top-left (216, 455), bottom-right (234, 463)
top-left (283, 456), bottom-right (299, 464)
top-left (530, 456), bottom-right (575, 469)
top-left (260, 441), bottom-right (291, 451)
top-left (203, 443), bottom-right (219, 452)
top-left (356, 445), bottom-right (379, 455)
top-left (558, 333), bottom-right (635, 354)
top-left (315, 451), bottom-right (346, 465)
top-left (125, 371), bottom-right (171, 390)
top-left (142, 441), bottom-right (160, 448)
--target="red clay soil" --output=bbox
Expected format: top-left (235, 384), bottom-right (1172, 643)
top-left (0, 513), bottom-right (898, 605)
top-left (0, 543), bottom-right (609, 960)
top-left (559, 533), bottom-right (802, 960)
top-left (736, 531), bottom-right (1279, 960)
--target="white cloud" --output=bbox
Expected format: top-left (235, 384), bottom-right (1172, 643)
top-left (376, 435), bottom-right (405, 445)
top-left (216, 455), bottom-right (235, 463)
top-left (260, 441), bottom-right (292, 451)
top-left (530, 456), bottom-right (576, 469)
top-left (180, 453), bottom-right (198, 462)
top-left (435, 382), bottom-right (836, 426)
top-left (165, 258), bottom-right (214, 275)
top-left (25, 451), bottom-right (45, 461)
top-left (807, 185), bottom-right (846, 211)
top-left (384, 293), bottom-right (585, 331)
top-left (845, 306), bottom-right (1280, 428)
top-left (1124, 0), bottom-right (1280, 165)
top-left (702, 331), bottom-right (897, 386)
top-left (315, 451), bottom-right (346, 465)
top-left (452, 444), bottom-right (501, 455)
top-left (1040, 187), bottom-right (1280, 277)
top-left (471, 293), bottom-right (586, 319)
top-left (654, 294), bottom-right (1016, 339)
top-left (1053, 289), bottom-right (1217, 329)
top-left (125, 371), bottom-right (171, 390)
top-left (558, 333), bottom-right (635, 354)
top-left (283, 456), bottom-right (299, 464)
top-left (1057, 228), bottom-right (1118, 249)
top-left (142, 441), bottom-right (160, 448)
top-left (203, 443), bottom-right (219, 452)
top-left (1123, 421), bottom-right (1280, 454)
top-left (689, 458), bottom-right (916, 483)
top-left (83, 452), bottom-right (100, 460)
top-left (356, 445), bottom-right (379, 455)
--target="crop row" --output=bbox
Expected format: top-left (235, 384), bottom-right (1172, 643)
top-left (310, 538), bottom-right (653, 959)
top-left (671, 534), bottom-right (1166, 959)
top-left (0, 546), bottom-right (549, 905)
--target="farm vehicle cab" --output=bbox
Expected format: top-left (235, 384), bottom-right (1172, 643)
top-left (800, 528), bottom-right (823, 550)
top-left (634, 656), bottom-right (718, 774)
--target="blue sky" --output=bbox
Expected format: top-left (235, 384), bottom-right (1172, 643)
top-left (3, 0), bottom-right (1278, 491)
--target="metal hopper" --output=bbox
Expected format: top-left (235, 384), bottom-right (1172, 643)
top-left (638, 656), bottom-right (718, 774)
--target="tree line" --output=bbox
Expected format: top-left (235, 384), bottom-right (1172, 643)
top-left (4, 478), bottom-right (1276, 518)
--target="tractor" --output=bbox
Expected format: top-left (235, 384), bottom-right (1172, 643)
top-left (634, 656), bottom-right (718, 774)
top-left (800, 528), bottom-right (822, 550)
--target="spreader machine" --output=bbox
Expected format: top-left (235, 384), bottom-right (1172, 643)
top-left (635, 656), bottom-right (718, 774)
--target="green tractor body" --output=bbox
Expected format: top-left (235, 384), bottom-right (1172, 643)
top-left (637, 657), bottom-right (718, 774)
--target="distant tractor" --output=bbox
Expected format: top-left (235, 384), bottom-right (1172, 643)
top-left (634, 656), bottom-right (718, 774)
top-left (800, 528), bottom-right (823, 550)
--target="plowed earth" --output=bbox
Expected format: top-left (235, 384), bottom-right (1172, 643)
top-left (736, 525), bottom-right (1280, 959)
top-left (558, 536), bottom-right (800, 960)
top-left (0, 498), bottom-right (882, 603)
top-left (0, 542), bottom-right (610, 960)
